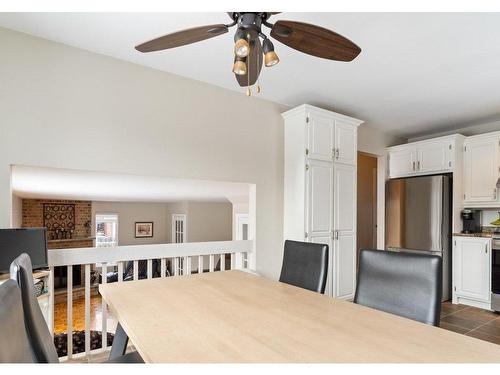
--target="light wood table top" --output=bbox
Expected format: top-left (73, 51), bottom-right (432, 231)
top-left (99, 270), bottom-right (500, 363)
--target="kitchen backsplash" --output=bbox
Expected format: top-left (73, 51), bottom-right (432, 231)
top-left (481, 209), bottom-right (500, 228)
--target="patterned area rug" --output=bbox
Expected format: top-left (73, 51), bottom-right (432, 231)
top-left (54, 330), bottom-right (114, 357)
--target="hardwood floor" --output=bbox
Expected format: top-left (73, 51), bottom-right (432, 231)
top-left (54, 295), bottom-right (117, 334)
top-left (441, 302), bottom-right (500, 344)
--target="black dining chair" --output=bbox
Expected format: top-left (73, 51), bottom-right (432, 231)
top-left (0, 280), bottom-right (34, 363)
top-left (354, 249), bottom-right (442, 326)
top-left (279, 240), bottom-right (328, 293)
top-left (10, 253), bottom-right (144, 363)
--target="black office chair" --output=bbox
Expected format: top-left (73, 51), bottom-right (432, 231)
top-left (354, 249), bottom-right (442, 326)
top-left (10, 253), bottom-right (144, 363)
top-left (0, 280), bottom-right (34, 363)
top-left (279, 240), bottom-right (329, 294)
top-left (103, 259), bottom-right (164, 283)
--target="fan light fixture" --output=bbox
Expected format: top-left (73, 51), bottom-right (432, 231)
top-left (262, 38), bottom-right (280, 67)
top-left (232, 57), bottom-right (247, 75)
top-left (135, 12), bottom-right (361, 96)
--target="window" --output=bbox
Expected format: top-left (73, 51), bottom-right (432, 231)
top-left (172, 214), bottom-right (187, 243)
top-left (95, 214), bottom-right (118, 247)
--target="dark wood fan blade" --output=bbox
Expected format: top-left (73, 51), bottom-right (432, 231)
top-left (135, 24), bottom-right (228, 53)
top-left (235, 37), bottom-right (263, 87)
top-left (270, 20), bottom-right (361, 61)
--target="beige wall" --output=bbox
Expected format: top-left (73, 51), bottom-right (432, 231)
top-left (91, 200), bottom-right (232, 246)
top-left (0, 27), bottom-right (285, 279)
top-left (92, 201), bottom-right (170, 246)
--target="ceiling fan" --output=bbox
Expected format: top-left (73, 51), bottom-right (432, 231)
top-left (135, 12), bottom-right (361, 95)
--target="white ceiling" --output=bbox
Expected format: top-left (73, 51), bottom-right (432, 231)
top-left (1, 12), bottom-right (500, 137)
top-left (11, 165), bottom-right (249, 203)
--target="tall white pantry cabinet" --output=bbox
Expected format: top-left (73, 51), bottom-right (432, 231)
top-left (282, 104), bottom-right (363, 299)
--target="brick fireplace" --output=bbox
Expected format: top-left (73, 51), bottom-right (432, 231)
top-left (22, 199), bottom-right (96, 301)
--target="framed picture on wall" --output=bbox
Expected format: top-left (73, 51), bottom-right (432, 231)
top-left (135, 222), bottom-right (153, 238)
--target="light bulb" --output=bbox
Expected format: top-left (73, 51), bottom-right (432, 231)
top-left (265, 51), bottom-right (280, 67)
top-left (234, 38), bottom-right (249, 58)
top-left (232, 60), bottom-right (247, 75)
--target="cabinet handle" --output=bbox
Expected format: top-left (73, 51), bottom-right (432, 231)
top-left (335, 230), bottom-right (339, 240)
top-left (336, 148), bottom-right (339, 159)
top-left (412, 161), bottom-right (416, 171)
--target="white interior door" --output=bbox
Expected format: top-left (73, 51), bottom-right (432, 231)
top-left (236, 214), bottom-right (249, 240)
top-left (172, 214), bottom-right (187, 243)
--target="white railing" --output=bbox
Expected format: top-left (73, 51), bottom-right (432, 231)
top-left (47, 240), bottom-right (254, 361)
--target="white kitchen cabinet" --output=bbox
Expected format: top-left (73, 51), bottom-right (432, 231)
top-left (283, 104), bottom-right (363, 299)
top-left (334, 120), bottom-right (357, 166)
top-left (388, 146), bottom-right (418, 177)
top-left (453, 236), bottom-right (491, 309)
top-left (418, 141), bottom-right (452, 174)
top-left (388, 136), bottom-right (459, 179)
top-left (463, 136), bottom-right (500, 204)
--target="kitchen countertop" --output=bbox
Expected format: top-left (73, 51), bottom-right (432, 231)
top-left (452, 232), bottom-right (494, 238)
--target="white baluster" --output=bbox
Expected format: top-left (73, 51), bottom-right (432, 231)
top-left (67, 265), bottom-right (73, 359)
top-left (147, 259), bottom-right (153, 279)
top-left (84, 264), bottom-right (91, 356)
top-left (133, 260), bottom-right (139, 281)
top-left (209, 255), bottom-right (214, 272)
top-left (101, 262), bottom-right (108, 350)
top-left (184, 257), bottom-right (191, 275)
top-left (220, 253), bottom-right (225, 272)
top-left (48, 266), bottom-right (54, 337)
top-left (198, 256), bottom-right (203, 274)
top-left (160, 258), bottom-right (166, 277)
top-left (174, 258), bottom-right (179, 276)
top-left (118, 261), bottom-right (123, 282)
top-left (230, 253), bottom-right (235, 270)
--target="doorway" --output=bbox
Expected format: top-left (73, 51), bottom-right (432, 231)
top-left (357, 152), bottom-right (378, 263)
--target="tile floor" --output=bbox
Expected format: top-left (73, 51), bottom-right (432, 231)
top-left (440, 301), bottom-right (500, 344)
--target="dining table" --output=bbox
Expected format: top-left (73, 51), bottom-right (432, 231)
top-left (99, 269), bottom-right (500, 362)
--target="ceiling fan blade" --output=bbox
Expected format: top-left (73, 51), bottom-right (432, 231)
top-left (135, 24), bottom-right (228, 53)
top-left (235, 37), bottom-right (263, 87)
top-left (270, 20), bottom-right (361, 62)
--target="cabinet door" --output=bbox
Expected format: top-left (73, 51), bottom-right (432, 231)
top-left (464, 138), bottom-right (499, 203)
top-left (333, 164), bottom-right (356, 300)
top-left (388, 146), bottom-right (418, 178)
top-left (306, 159), bottom-right (333, 236)
top-left (418, 141), bottom-right (451, 173)
top-left (311, 235), bottom-right (334, 297)
top-left (454, 237), bottom-right (491, 302)
top-left (335, 233), bottom-right (356, 300)
top-left (334, 120), bottom-right (356, 165)
top-left (307, 112), bottom-right (334, 161)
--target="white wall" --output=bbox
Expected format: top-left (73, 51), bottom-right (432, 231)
top-left (11, 194), bottom-right (22, 228)
top-left (408, 119), bottom-right (500, 142)
top-left (0, 27), bottom-right (285, 279)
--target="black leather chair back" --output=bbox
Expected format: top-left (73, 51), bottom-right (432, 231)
top-left (354, 249), bottom-right (442, 326)
top-left (10, 253), bottom-right (59, 363)
top-left (279, 240), bottom-right (328, 293)
top-left (0, 280), bottom-right (34, 363)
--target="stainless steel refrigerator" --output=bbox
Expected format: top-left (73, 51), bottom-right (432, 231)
top-left (385, 174), bottom-right (451, 301)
